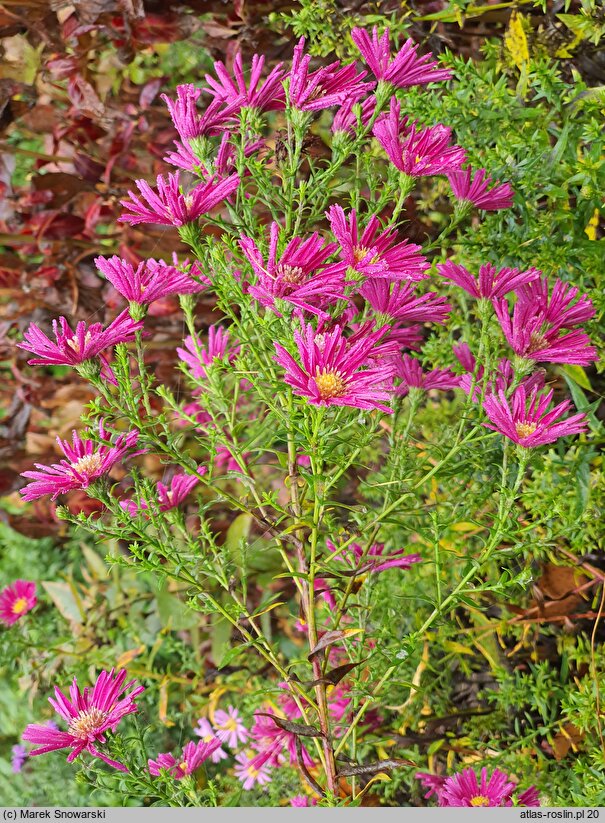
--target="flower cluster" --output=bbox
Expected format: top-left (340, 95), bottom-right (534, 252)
top-left (416, 767), bottom-right (540, 807)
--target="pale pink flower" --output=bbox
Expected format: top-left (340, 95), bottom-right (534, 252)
top-left (234, 751), bottom-right (272, 790)
top-left (213, 706), bottom-right (249, 748)
top-left (351, 26), bottom-right (452, 87)
top-left (22, 669), bottom-right (144, 772)
top-left (0, 580), bottom-right (37, 626)
top-left (120, 172), bottom-right (240, 227)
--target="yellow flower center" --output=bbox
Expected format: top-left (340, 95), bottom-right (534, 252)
top-left (178, 761), bottom-right (189, 772)
top-left (470, 796), bottom-right (490, 807)
top-left (66, 331), bottom-right (92, 354)
top-left (515, 421), bottom-right (538, 439)
top-left (71, 453), bottom-right (103, 475)
top-left (67, 707), bottom-right (108, 739)
top-left (220, 717), bottom-right (239, 732)
top-left (527, 331), bottom-right (548, 354)
top-left (314, 368), bottom-right (348, 401)
top-left (353, 245), bottom-right (370, 264)
top-left (12, 597), bottom-right (29, 615)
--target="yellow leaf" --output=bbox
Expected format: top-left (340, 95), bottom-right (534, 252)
top-left (450, 521), bottom-right (479, 533)
top-left (585, 208), bottom-right (600, 241)
top-left (158, 679), bottom-right (175, 727)
top-left (505, 11), bottom-right (529, 70)
top-left (442, 640), bottom-right (475, 656)
top-left (116, 645), bottom-right (146, 668)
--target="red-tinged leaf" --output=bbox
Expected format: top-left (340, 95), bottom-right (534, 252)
top-left (310, 660), bottom-right (367, 688)
top-left (67, 75), bottom-right (104, 118)
top-left (139, 77), bottom-right (163, 110)
top-left (308, 628), bottom-right (363, 660)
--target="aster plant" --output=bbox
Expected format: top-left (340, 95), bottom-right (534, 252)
top-left (14, 26), bottom-right (599, 807)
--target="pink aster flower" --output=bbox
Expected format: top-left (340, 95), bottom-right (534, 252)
top-left (395, 354), bottom-right (459, 396)
top-left (161, 86), bottom-right (236, 140)
top-left (166, 131), bottom-right (263, 178)
top-left (483, 385), bottom-right (587, 448)
top-left (95, 256), bottom-right (205, 307)
top-left (290, 796), bottom-right (318, 807)
top-left (22, 668), bottom-right (144, 772)
top-left (0, 580), bottom-right (37, 626)
top-left (517, 786), bottom-right (541, 807)
top-left (457, 351), bottom-right (545, 401)
top-left (351, 26), bottom-right (452, 87)
top-left (195, 718), bottom-right (228, 762)
top-left (120, 469), bottom-right (204, 517)
top-left (234, 751), bottom-right (272, 790)
top-left (239, 223), bottom-right (343, 318)
top-left (437, 261), bottom-right (540, 300)
top-left (416, 771), bottom-right (448, 800)
top-left (18, 310), bottom-right (142, 368)
top-left (448, 167), bottom-right (514, 211)
top-left (331, 96), bottom-right (376, 135)
top-left (204, 53), bottom-right (285, 112)
top-left (439, 767), bottom-right (517, 807)
top-left (361, 279), bottom-right (450, 324)
top-left (287, 38), bottom-right (372, 111)
top-left (213, 706), bottom-right (249, 748)
top-left (516, 276), bottom-right (595, 331)
top-left (274, 322), bottom-right (395, 412)
top-left (328, 538), bottom-right (422, 574)
top-left (20, 421), bottom-right (142, 502)
top-left (177, 325), bottom-right (239, 382)
top-left (373, 101), bottom-right (466, 177)
top-left (120, 171), bottom-right (240, 227)
top-left (326, 205), bottom-right (429, 282)
top-left (494, 298), bottom-right (597, 366)
top-left (149, 738), bottom-right (221, 780)
top-left (249, 712), bottom-right (313, 771)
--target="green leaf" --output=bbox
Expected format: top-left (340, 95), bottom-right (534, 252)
top-left (156, 588), bottom-right (199, 631)
top-left (41, 581), bottom-right (85, 624)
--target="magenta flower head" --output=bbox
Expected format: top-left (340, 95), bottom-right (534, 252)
top-left (516, 276), bottom-right (595, 332)
top-left (120, 468), bottom-right (204, 517)
top-left (212, 706), bottom-right (249, 748)
top-left (177, 325), bottom-right (240, 382)
top-left (351, 26), bottom-right (452, 88)
top-left (437, 261), bottom-right (540, 300)
top-left (95, 256), bottom-right (205, 310)
top-left (439, 767), bottom-right (521, 807)
top-left (483, 385), bottom-right (587, 448)
top-left (332, 96), bottom-right (376, 135)
top-left (18, 310), bottom-right (142, 369)
top-left (120, 171), bottom-right (239, 228)
top-left (395, 354), bottom-right (459, 397)
top-left (373, 101), bottom-right (466, 177)
top-left (11, 744), bottom-right (28, 773)
top-left (274, 322), bottom-right (395, 412)
top-left (361, 280), bottom-right (450, 325)
top-left (287, 38), bottom-right (372, 111)
top-left (326, 205), bottom-right (429, 282)
top-left (448, 167), bottom-right (514, 211)
top-left (240, 223), bottom-right (344, 318)
top-left (195, 718), bottom-right (228, 762)
top-left (20, 420), bottom-right (142, 502)
top-left (328, 539), bottom-right (422, 574)
top-left (204, 53), bottom-right (286, 112)
top-left (161, 86), bottom-right (236, 140)
top-left (416, 771), bottom-right (448, 800)
top-left (0, 580), bottom-right (37, 626)
top-left (290, 795), bottom-right (318, 807)
top-left (22, 668), bottom-right (144, 772)
top-left (494, 297), bottom-right (597, 366)
top-left (149, 738), bottom-right (221, 780)
top-left (234, 751), bottom-right (272, 790)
